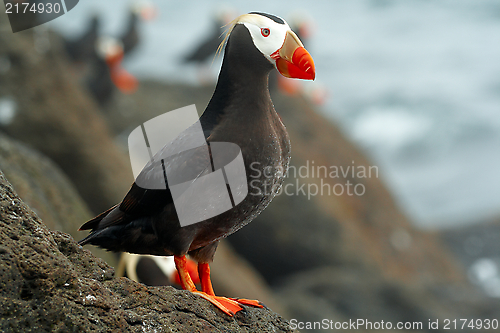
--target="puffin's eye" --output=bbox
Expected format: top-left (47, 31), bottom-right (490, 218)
top-left (261, 28), bottom-right (270, 37)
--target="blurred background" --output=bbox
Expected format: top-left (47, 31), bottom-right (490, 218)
top-left (1, 0), bottom-right (500, 332)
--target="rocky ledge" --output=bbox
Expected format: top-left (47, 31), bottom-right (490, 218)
top-left (0, 171), bottom-right (294, 333)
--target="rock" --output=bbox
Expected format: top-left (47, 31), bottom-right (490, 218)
top-left (0, 15), bottom-right (133, 215)
top-left (277, 266), bottom-right (500, 333)
top-left (0, 133), bottom-right (89, 235)
top-left (0, 170), bottom-right (295, 332)
top-left (440, 218), bottom-right (500, 270)
top-left (0, 133), bottom-right (117, 267)
top-left (440, 218), bottom-right (500, 298)
top-left (103, 80), bottom-right (214, 142)
top-left (115, 241), bottom-right (290, 318)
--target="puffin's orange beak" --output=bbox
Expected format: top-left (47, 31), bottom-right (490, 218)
top-left (110, 68), bottom-right (139, 93)
top-left (140, 4), bottom-right (158, 21)
top-left (105, 52), bottom-right (138, 94)
top-left (272, 30), bottom-right (315, 80)
top-left (105, 52), bottom-right (124, 68)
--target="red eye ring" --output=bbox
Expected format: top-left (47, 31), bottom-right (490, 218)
top-left (261, 28), bottom-right (270, 37)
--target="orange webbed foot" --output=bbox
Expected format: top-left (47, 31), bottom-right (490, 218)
top-left (229, 297), bottom-right (265, 308)
top-left (194, 292), bottom-right (243, 316)
top-left (175, 256), bottom-right (262, 317)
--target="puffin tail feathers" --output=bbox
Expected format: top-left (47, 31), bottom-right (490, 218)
top-left (78, 204), bottom-right (119, 231)
top-left (78, 229), bottom-right (105, 246)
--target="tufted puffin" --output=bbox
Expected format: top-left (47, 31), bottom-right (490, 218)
top-left (87, 37), bottom-right (138, 105)
top-left (64, 15), bottom-right (100, 64)
top-left (182, 9), bottom-right (234, 64)
top-left (120, 9), bottom-right (141, 56)
top-left (79, 12), bottom-right (315, 316)
top-left (120, 1), bottom-right (157, 56)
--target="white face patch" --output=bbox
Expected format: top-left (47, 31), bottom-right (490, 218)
top-left (237, 14), bottom-right (291, 63)
top-left (95, 36), bottom-right (123, 59)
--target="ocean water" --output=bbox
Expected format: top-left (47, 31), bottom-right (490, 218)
top-left (50, 0), bottom-right (500, 229)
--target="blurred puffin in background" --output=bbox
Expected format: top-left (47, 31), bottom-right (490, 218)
top-left (116, 253), bottom-right (200, 287)
top-left (182, 8), bottom-right (236, 83)
top-left (63, 1), bottom-right (156, 106)
top-left (86, 36), bottom-right (138, 106)
top-left (183, 8), bottom-right (235, 64)
top-left (120, 0), bottom-right (157, 56)
top-left (64, 14), bottom-right (100, 65)
top-left (79, 12), bottom-right (315, 316)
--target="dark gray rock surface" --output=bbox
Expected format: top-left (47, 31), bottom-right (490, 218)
top-left (0, 170), bottom-right (295, 332)
top-left (0, 133), bottom-right (91, 235)
top-left (277, 266), bottom-right (500, 333)
top-left (0, 133), bottom-right (117, 267)
top-left (440, 219), bottom-right (500, 299)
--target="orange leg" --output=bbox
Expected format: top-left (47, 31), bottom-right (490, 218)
top-left (174, 256), bottom-right (197, 292)
top-left (198, 261), bottom-right (264, 310)
top-left (172, 258), bottom-right (200, 286)
top-left (197, 262), bottom-right (215, 296)
top-left (174, 255), bottom-right (242, 316)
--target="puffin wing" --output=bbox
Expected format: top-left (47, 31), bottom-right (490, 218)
top-left (79, 141), bottom-right (214, 233)
top-left (78, 204), bottom-right (119, 231)
top-left (79, 115), bottom-right (215, 237)
top-left (76, 183), bottom-right (172, 246)
top-left (121, 12), bottom-right (139, 55)
top-left (183, 21), bottom-right (224, 63)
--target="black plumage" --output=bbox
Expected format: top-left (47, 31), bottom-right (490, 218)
top-left (64, 15), bottom-right (100, 63)
top-left (182, 18), bottom-right (226, 64)
top-left (85, 53), bottom-right (114, 106)
top-left (79, 23), bottom-right (290, 263)
top-left (120, 11), bottom-right (140, 55)
top-left (79, 12), bottom-right (315, 315)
